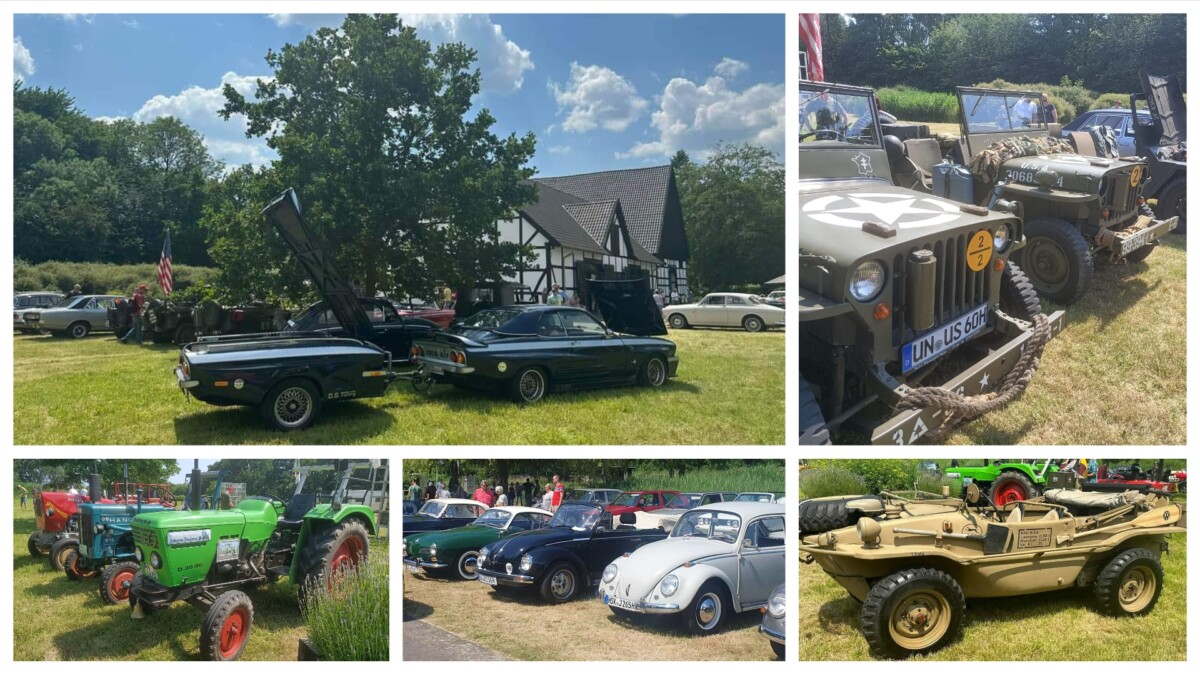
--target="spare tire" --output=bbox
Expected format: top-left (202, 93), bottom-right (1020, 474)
top-left (798, 495), bottom-right (886, 536)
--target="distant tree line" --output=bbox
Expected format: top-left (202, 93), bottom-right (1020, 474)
top-left (819, 14), bottom-right (1186, 95)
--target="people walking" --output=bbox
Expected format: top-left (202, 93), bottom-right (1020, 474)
top-left (118, 284), bottom-right (149, 344)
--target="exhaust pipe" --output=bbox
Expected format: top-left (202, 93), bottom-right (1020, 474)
top-left (190, 460), bottom-right (202, 511)
top-left (88, 471), bottom-right (102, 503)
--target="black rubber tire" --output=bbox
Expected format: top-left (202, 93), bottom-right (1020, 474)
top-left (637, 356), bottom-right (667, 388)
top-left (1123, 244), bottom-right (1156, 264)
top-left (861, 567), bottom-right (965, 659)
top-left (743, 315), bottom-right (765, 332)
top-left (508, 367), bottom-right (548, 404)
top-left (797, 495), bottom-right (885, 536)
top-left (1012, 216), bottom-right (1094, 305)
top-left (49, 538), bottom-right (78, 572)
top-left (296, 518), bottom-right (371, 606)
top-left (175, 323), bottom-right (196, 345)
top-left (64, 551), bottom-right (98, 580)
top-left (682, 579), bottom-right (731, 635)
top-left (259, 378), bottom-right (322, 431)
top-left (539, 562), bottom-right (580, 603)
top-left (667, 313), bottom-right (689, 329)
top-left (67, 321), bottom-right (91, 339)
top-left (99, 561), bottom-right (140, 604)
top-left (27, 531), bottom-right (47, 557)
top-left (770, 641), bottom-right (785, 660)
top-left (798, 373), bottom-right (831, 445)
top-left (1094, 548), bottom-right (1164, 616)
top-left (997, 262), bottom-right (1043, 321)
top-left (200, 590), bottom-right (254, 661)
top-left (1154, 177), bottom-right (1186, 235)
top-left (455, 550), bottom-right (481, 581)
top-left (989, 470), bottom-right (1038, 506)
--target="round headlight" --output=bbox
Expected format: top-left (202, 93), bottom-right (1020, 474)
top-left (520, 554), bottom-right (533, 572)
top-left (134, 547), bottom-right (143, 562)
top-left (478, 549), bottom-right (488, 565)
top-left (150, 552), bottom-right (162, 569)
top-left (768, 588), bottom-right (786, 618)
top-left (660, 574), bottom-right (679, 596)
top-left (430, 543), bottom-right (437, 555)
top-left (993, 224), bottom-right (1011, 252)
top-left (849, 261), bottom-right (886, 302)
top-left (602, 563), bottom-right (618, 583)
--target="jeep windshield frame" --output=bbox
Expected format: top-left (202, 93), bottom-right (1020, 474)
top-left (957, 86), bottom-right (1053, 159)
top-left (799, 81), bottom-right (884, 149)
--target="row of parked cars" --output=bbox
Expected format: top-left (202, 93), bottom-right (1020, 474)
top-left (402, 488), bottom-right (785, 659)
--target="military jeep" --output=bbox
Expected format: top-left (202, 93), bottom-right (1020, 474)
top-left (798, 82), bottom-right (1065, 445)
top-left (887, 85), bottom-right (1177, 304)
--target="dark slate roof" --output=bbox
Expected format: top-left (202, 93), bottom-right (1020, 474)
top-left (518, 181), bottom-right (608, 255)
top-left (536, 166), bottom-right (675, 256)
top-left (562, 200), bottom-right (618, 245)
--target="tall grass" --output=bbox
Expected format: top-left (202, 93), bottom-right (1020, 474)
top-left (614, 463), bottom-right (784, 495)
top-left (302, 552), bottom-right (389, 661)
top-left (13, 259), bottom-right (219, 298)
top-left (877, 86), bottom-right (959, 123)
top-left (797, 467), bottom-right (867, 499)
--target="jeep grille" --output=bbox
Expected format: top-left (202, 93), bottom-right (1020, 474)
top-left (890, 233), bottom-right (991, 346)
top-left (1101, 169), bottom-right (1139, 222)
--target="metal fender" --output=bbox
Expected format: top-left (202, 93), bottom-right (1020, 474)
top-left (668, 562), bottom-right (740, 612)
top-left (531, 547), bottom-right (590, 583)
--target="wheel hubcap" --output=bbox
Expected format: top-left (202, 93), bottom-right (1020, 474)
top-left (1028, 238), bottom-right (1070, 292)
top-left (219, 607), bottom-right (249, 658)
top-left (328, 536), bottom-right (365, 588)
top-left (1119, 567), bottom-right (1155, 612)
top-left (889, 590), bottom-right (950, 650)
top-left (551, 570), bottom-right (574, 598)
top-left (275, 387), bottom-right (311, 426)
top-left (993, 482), bottom-right (1027, 506)
top-left (461, 554), bottom-right (478, 579)
top-left (111, 570), bottom-right (134, 600)
top-left (696, 593), bottom-right (721, 629)
top-left (648, 360), bottom-right (664, 386)
top-left (520, 372), bottom-right (543, 401)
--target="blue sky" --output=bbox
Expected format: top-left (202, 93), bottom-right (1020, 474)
top-left (14, 13), bottom-right (785, 176)
top-left (170, 459), bottom-right (217, 483)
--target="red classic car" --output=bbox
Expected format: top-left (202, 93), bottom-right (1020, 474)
top-left (604, 490), bottom-right (682, 517)
top-left (394, 303), bottom-right (457, 329)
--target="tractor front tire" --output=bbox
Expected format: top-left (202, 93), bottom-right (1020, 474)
top-left (297, 519), bottom-right (371, 606)
top-left (200, 590), bottom-right (254, 661)
top-left (27, 531), bottom-right (48, 557)
top-left (49, 538), bottom-right (78, 572)
top-left (989, 471), bottom-right (1038, 507)
top-left (64, 551), bottom-right (99, 580)
top-left (100, 561), bottom-right (140, 605)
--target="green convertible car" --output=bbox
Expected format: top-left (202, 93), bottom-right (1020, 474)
top-left (402, 506), bottom-right (553, 580)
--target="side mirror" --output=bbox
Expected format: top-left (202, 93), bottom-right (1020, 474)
top-left (742, 538), bottom-right (755, 549)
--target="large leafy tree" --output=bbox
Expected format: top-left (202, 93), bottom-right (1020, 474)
top-left (674, 143), bottom-right (785, 293)
top-left (13, 460), bottom-right (179, 489)
top-left (219, 13), bottom-right (537, 301)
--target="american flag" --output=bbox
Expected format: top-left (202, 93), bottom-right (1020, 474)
top-left (158, 230), bottom-right (173, 296)
top-left (799, 14), bottom-right (824, 82)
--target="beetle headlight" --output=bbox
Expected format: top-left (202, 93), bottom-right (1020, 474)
top-left (849, 261), bottom-right (886, 302)
top-left (150, 552), bottom-right (162, 569)
top-left (602, 563), bottom-right (618, 583)
top-left (660, 574), bottom-right (679, 596)
top-left (993, 224), bottom-right (1011, 252)
top-left (478, 548), bottom-right (489, 565)
top-left (520, 554), bottom-right (533, 572)
top-left (768, 588), bottom-right (786, 618)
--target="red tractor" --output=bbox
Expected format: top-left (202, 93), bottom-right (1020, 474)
top-left (110, 482), bottom-right (175, 506)
top-left (29, 490), bottom-right (92, 570)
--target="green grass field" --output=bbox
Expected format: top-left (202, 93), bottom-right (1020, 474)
top-left (799, 531), bottom-right (1188, 661)
top-left (11, 498), bottom-right (391, 661)
top-left (13, 328), bottom-right (783, 445)
top-left (616, 464), bottom-right (785, 494)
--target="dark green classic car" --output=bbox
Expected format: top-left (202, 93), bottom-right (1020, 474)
top-left (402, 506), bottom-right (553, 580)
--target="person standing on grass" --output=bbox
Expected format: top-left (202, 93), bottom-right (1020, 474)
top-left (541, 483), bottom-right (555, 510)
top-left (473, 480), bottom-right (494, 507)
top-left (424, 481), bottom-right (437, 501)
top-left (552, 475), bottom-right (565, 512)
top-left (407, 479), bottom-right (420, 505)
top-left (523, 478), bottom-right (533, 506)
top-left (119, 284), bottom-right (149, 344)
top-left (653, 288), bottom-right (664, 309)
top-left (1037, 92), bottom-right (1058, 125)
top-left (495, 486), bottom-right (508, 507)
top-left (19, 486), bottom-right (28, 509)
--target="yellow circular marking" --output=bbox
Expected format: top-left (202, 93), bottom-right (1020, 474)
top-left (1130, 165), bottom-right (1143, 187)
top-left (967, 230), bottom-right (993, 272)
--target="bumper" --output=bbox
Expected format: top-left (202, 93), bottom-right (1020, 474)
top-left (402, 556), bottom-right (448, 571)
top-left (129, 574), bottom-right (186, 609)
top-left (1095, 215), bottom-right (1178, 256)
top-left (760, 623), bottom-right (786, 645)
top-left (666, 355), bottom-right (679, 378)
top-left (870, 309), bottom-right (1066, 444)
top-left (476, 568), bottom-right (536, 586)
top-left (174, 366), bottom-right (199, 390)
top-left (597, 589), bottom-right (680, 614)
top-left (414, 359), bottom-right (475, 376)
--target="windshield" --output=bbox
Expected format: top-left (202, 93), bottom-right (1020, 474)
top-left (566, 489), bottom-right (602, 503)
top-left (963, 92), bottom-right (1047, 134)
top-left (473, 509), bottom-right (511, 529)
top-left (417, 501), bottom-right (446, 517)
top-left (799, 87), bottom-right (880, 147)
top-left (671, 510), bottom-right (742, 543)
top-left (459, 309), bottom-right (524, 330)
top-left (735, 493), bottom-right (773, 502)
top-left (549, 503), bottom-right (603, 531)
top-left (289, 299), bottom-right (398, 331)
top-left (611, 492), bottom-right (640, 507)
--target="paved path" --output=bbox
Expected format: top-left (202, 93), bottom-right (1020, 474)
top-left (403, 612), bottom-right (510, 661)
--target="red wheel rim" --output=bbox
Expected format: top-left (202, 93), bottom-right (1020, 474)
top-left (993, 481), bottom-right (1027, 506)
top-left (328, 536), bottom-right (365, 588)
top-left (219, 607), bottom-right (250, 658)
top-left (72, 556), bottom-right (97, 579)
top-left (109, 570), bottom-right (135, 601)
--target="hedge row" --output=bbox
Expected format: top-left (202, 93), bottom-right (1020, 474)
top-left (876, 86), bottom-right (960, 123)
top-left (14, 260), bottom-right (220, 300)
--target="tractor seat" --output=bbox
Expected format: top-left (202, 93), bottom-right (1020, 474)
top-left (279, 493), bottom-right (318, 527)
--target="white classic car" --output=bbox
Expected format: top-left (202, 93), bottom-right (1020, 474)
top-left (662, 293), bottom-right (785, 332)
top-left (633, 492), bottom-right (726, 531)
top-left (598, 501), bottom-right (785, 634)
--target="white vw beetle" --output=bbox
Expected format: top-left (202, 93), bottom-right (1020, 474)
top-left (597, 501), bottom-right (785, 634)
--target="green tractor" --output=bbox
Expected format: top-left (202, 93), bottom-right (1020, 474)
top-left (944, 460), bottom-right (1057, 506)
top-left (128, 460), bottom-right (385, 660)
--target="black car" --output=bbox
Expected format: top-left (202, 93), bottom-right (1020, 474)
top-left (474, 501), bottom-right (667, 603)
top-left (285, 296), bottom-right (440, 362)
top-left (402, 498), bottom-right (489, 534)
top-left (411, 281), bottom-right (679, 403)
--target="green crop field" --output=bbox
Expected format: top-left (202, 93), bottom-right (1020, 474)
top-left (10, 499), bottom-right (390, 661)
top-left (12, 328), bottom-right (783, 445)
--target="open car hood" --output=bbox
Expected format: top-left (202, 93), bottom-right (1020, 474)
top-left (1139, 69), bottom-right (1186, 146)
top-left (262, 189), bottom-right (374, 340)
top-left (582, 277), bottom-right (667, 337)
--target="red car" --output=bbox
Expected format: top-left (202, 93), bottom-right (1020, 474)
top-left (604, 490), bottom-right (682, 517)
top-left (394, 303), bottom-right (457, 329)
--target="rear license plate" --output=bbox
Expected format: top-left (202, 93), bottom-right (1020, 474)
top-left (429, 365), bottom-right (444, 375)
top-left (604, 594), bottom-right (639, 610)
top-left (404, 561), bottom-right (419, 573)
top-left (478, 573), bottom-right (497, 586)
top-left (902, 304), bottom-right (988, 373)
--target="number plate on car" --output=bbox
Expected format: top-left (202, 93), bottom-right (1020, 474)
top-left (604, 595), bottom-right (639, 610)
top-left (902, 304), bottom-right (988, 373)
top-left (404, 561), bottom-right (419, 573)
top-left (478, 573), bottom-right (497, 586)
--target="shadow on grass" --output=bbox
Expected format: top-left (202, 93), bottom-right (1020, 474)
top-left (24, 575), bottom-right (99, 601)
top-left (171, 400), bottom-right (394, 444)
top-left (402, 598), bottom-right (434, 622)
top-left (52, 604), bottom-right (199, 661)
top-left (603, 602), bottom-right (763, 637)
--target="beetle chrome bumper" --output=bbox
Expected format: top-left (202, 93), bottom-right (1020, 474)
top-left (596, 589), bottom-right (681, 614)
top-left (477, 569), bottom-right (535, 585)
top-left (174, 367), bottom-right (199, 390)
top-left (760, 624), bottom-right (785, 645)
top-left (402, 556), bottom-right (447, 570)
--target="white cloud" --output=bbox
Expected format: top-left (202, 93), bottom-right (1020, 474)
top-left (267, 13), bottom-right (533, 95)
top-left (14, 37), bottom-right (35, 79)
top-left (546, 145), bottom-right (572, 155)
top-left (58, 14), bottom-right (95, 24)
top-left (550, 63), bottom-right (648, 133)
top-left (94, 116), bottom-right (125, 124)
top-left (123, 19), bottom-right (140, 30)
top-left (621, 73), bottom-right (784, 161)
top-left (131, 71), bottom-right (276, 168)
top-left (714, 57), bottom-right (749, 79)
top-left (73, 43), bottom-right (85, 53)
